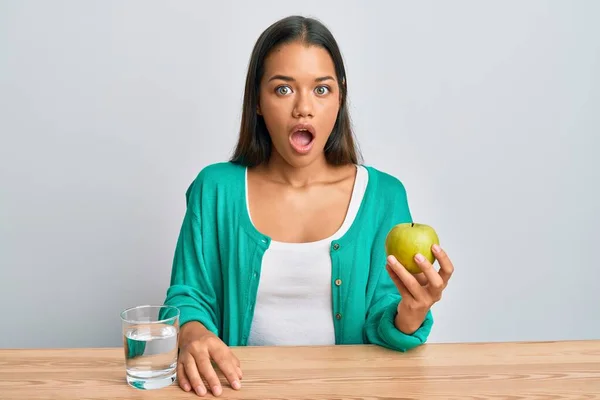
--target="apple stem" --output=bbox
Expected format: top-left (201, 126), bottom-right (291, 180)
top-left (411, 223), bottom-right (414, 227)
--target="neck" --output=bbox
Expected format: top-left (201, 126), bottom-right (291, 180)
top-left (262, 152), bottom-right (332, 188)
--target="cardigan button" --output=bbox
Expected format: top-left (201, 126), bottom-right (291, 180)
top-left (335, 313), bottom-right (342, 320)
top-left (333, 243), bottom-right (340, 250)
top-left (335, 279), bottom-right (342, 286)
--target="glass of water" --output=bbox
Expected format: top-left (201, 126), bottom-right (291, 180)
top-left (120, 305), bottom-right (180, 390)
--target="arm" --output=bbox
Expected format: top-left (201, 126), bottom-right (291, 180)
top-left (162, 177), bottom-right (223, 337)
top-left (364, 257), bottom-right (434, 352)
top-left (363, 180), bottom-right (433, 352)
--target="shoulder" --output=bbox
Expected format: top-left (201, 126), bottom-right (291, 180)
top-left (360, 164), bottom-right (412, 223)
top-left (362, 164), bottom-right (409, 201)
top-left (195, 161), bottom-right (245, 184)
top-left (185, 161), bottom-right (245, 203)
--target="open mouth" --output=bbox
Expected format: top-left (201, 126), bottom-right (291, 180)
top-left (289, 124), bottom-right (315, 154)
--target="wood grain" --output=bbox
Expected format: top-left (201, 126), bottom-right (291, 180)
top-left (0, 341), bottom-right (599, 399)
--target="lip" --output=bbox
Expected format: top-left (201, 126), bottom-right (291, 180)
top-left (288, 123), bottom-right (316, 155)
top-left (289, 123), bottom-right (316, 137)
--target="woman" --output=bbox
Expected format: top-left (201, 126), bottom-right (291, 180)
top-left (163, 15), bottom-right (454, 397)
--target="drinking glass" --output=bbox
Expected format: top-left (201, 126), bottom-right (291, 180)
top-left (120, 305), bottom-right (180, 390)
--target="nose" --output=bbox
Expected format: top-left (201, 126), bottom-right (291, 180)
top-left (292, 91), bottom-right (314, 118)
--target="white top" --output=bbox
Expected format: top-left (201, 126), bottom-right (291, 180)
top-left (245, 165), bottom-right (369, 346)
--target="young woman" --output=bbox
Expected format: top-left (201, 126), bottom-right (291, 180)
top-left (163, 15), bottom-right (455, 397)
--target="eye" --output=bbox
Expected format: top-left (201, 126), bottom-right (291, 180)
top-left (315, 86), bottom-right (330, 96)
top-left (275, 86), bottom-right (292, 96)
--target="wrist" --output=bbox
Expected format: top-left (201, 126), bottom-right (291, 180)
top-left (180, 321), bottom-right (210, 342)
top-left (394, 302), bottom-right (428, 335)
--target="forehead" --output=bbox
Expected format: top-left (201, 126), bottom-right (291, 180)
top-left (263, 41), bottom-right (336, 80)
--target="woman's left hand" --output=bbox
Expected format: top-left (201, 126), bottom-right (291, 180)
top-left (385, 244), bottom-right (454, 334)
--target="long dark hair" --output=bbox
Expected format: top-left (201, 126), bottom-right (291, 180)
top-left (230, 15), bottom-right (361, 167)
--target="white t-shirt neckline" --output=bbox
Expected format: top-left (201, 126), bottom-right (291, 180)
top-left (244, 164), bottom-right (369, 250)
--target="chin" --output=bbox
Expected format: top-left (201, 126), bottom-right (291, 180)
top-left (276, 148), bottom-right (325, 169)
top-left (284, 156), bottom-right (318, 169)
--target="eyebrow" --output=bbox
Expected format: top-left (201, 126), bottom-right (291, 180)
top-left (267, 75), bottom-right (336, 83)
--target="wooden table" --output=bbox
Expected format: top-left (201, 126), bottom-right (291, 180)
top-left (1, 340), bottom-right (599, 399)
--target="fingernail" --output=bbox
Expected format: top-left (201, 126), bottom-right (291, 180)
top-left (432, 244), bottom-right (441, 253)
top-left (183, 383), bottom-right (190, 391)
top-left (414, 253), bottom-right (425, 262)
top-left (232, 380), bottom-right (241, 390)
top-left (212, 386), bottom-right (222, 396)
top-left (195, 386), bottom-right (206, 396)
top-left (387, 255), bottom-right (395, 264)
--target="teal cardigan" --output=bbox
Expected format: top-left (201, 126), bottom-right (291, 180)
top-left (162, 161), bottom-right (433, 352)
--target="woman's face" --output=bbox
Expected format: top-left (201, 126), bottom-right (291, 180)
top-left (258, 41), bottom-right (340, 168)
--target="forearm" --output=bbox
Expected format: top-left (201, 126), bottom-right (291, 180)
top-left (164, 285), bottom-right (220, 336)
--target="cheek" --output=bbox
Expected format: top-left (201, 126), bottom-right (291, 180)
top-left (317, 101), bottom-right (340, 132)
top-left (259, 95), bottom-right (283, 119)
top-left (262, 103), bottom-right (287, 126)
top-left (259, 100), bottom-right (290, 141)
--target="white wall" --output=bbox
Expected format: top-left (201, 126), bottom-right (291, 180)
top-left (1, 0), bottom-right (598, 348)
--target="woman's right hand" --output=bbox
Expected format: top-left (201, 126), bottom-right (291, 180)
top-left (177, 321), bottom-right (242, 397)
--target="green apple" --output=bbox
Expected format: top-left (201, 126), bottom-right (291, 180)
top-left (385, 222), bottom-right (440, 274)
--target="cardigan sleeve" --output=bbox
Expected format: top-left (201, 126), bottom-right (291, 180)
top-left (363, 176), bottom-right (434, 352)
top-left (162, 175), bottom-right (222, 336)
top-left (364, 273), bottom-right (434, 352)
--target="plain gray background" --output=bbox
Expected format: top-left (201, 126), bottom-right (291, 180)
top-left (1, 1), bottom-right (599, 348)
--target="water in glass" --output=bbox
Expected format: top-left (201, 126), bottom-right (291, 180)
top-left (120, 305), bottom-right (179, 390)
